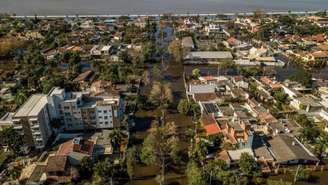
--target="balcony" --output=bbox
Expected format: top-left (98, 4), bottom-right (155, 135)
top-left (14, 125), bottom-right (23, 130)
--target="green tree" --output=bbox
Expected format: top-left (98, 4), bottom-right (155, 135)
top-left (192, 68), bottom-right (201, 79)
top-left (0, 127), bottom-right (23, 153)
top-left (78, 157), bottom-right (93, 179)
top-left (126, 146), bottom-right (137, 180)
top-left (93, 159), bottom-right (113, 181)
top-left (314, 133), bottom-right (328, 158)
top-left (289, 68), bottom-right (312, 87)
top-left (15, 89), bottom-right (28, 106)
top-left (186, 160), bottom-right (205, 185)
top-left (177, 99), bottom-right (190, 115)
top-left (140, 133), bottom-right (157, 165)
top-left (108, 129), bottom-right (125, 152)
top-left (239, 152), bottom-right (259, 177)
top-left (168, 39), bottom-right (183, 63)
top-left (149, 81), bottom-right (173, 119)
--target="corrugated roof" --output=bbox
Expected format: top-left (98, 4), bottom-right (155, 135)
top-left (185, 51), bottom-right (233, 60)
top-left (14, 94), bottom-right (48, 118)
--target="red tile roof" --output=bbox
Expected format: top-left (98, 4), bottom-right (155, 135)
top-left (204, 124), bottom-right (221, 136)
top-left (202, 115), bottom-right (221, 136)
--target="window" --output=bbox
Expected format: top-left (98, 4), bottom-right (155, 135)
top-left (103, 110), bottom-right (107, 113)
top-left (99, 122), bottom-right (103, 124)
top-left (105, 121), bottom-right (108, 125)
top-left (104, 116), bottom-right (108, 119)
top-left (98, 116), bottom-right (102, 119)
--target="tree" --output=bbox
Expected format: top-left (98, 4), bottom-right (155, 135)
top-left (140, 133), bottom-right (157, 165)
top-left (78, 157), bottom-right (93, 179)
top-left (141, 121), bottom-right (180, 185)
top-left (108, 129), bottom-right (125, 152)
top-left (188, 139), bottom-right (208, 164)
top-left (190, 102), bottom-right (201, 119)
top-left (93, 159), bottom-right (113, 181)
top-left (149, 81), bottom-right (173, 121)
top-left (314, 133), bottom-right (328, 158)
top-left (177, 99), bottom-right (190, 115)
top-left (126, 146), bottom-right (137, 180)
top-left (0, 127), bottom-right (23, 153)
top-left (186, 160), bottom-right (205, 185)
top-left (208, 134), bottom-right (224, 148)
top-left (204, 159), bottom-right (226, 183)
top-left (289, 68), bottom-right (312, 87)
top-left (15, 89), bottom-right (28, 106)
top-left (295, 165), bottom-right (310, 182)
top-left (192, 68), bottom-right (201, 79)
top-left (239, 153), bottom-right (259, 177)
top-left (299, 127), bottom-right (320, 144)
top-left (273, 88), bottom-right (288, 104)
top-left (168, 39), bottom-right (183, 63)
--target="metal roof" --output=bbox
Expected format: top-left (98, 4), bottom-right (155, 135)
top-left (185, 51), bottom-right (233, 60)
top-left (14, 94), bottom-right (48, 118)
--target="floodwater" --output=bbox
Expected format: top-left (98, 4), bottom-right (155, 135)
top-left (0, 0), bottom-right (328, 15)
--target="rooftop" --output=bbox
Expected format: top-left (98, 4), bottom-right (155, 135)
top-left (268, 134), bottom-right (318, 163)
top-left (46, 155), bottom-right (68, 172)
top-left (14, 94), bottom-right (48, 118)
top-left (185, 51), bottom-right (233, 60)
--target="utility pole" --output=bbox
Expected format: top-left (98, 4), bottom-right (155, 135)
top-left (293, 165), bottom-right (301, 183)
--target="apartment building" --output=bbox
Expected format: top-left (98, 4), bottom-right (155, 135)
top-left (48, 87), bottom-right (124, 131)
top-left (12, 95), bottom-right (52, 149)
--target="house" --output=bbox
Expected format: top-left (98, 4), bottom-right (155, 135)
top-left (200, 102), bottom-right (223, 118)
top-left (90, 45), bottom-right (112, 56)
top-left (193, 93), bottom-right (217, 102)
top-left (187, 84), bottom-right (216, 101)
top-left (201, 115), bottom-right (221, 136)
top-left (301, 51), bottom-right (328, 64)
top-left (290, 96), bottom-right (322, 113)
top-left (260, 76), bottom-right (281, 90)
top-left (90, 80), bottom-right (112, 95)
top-left (73, 70), bottom-right (95, 89)
top-left (226, 37), bottom-right (242, 47)
top-left (184, 51), bottom-right (233, 64)
top-left (232, 76), bottom-right (249, 89)
top-left (57, 137), bottom-right (95, 166)
top-left (227, 148), bottom-right (254, 164)
top-left (45, 155), bottom-right (72, 183)
top-left (268, 134), bottom-right (319, 166)
top-left (204, 23), bottom-right (223, 36)
top-left (309, 16), bottom-right (328, 27)
top-left (181, 36), bottom-right (195, 50)
top-left (19, 163), bottom-right (47, 185)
